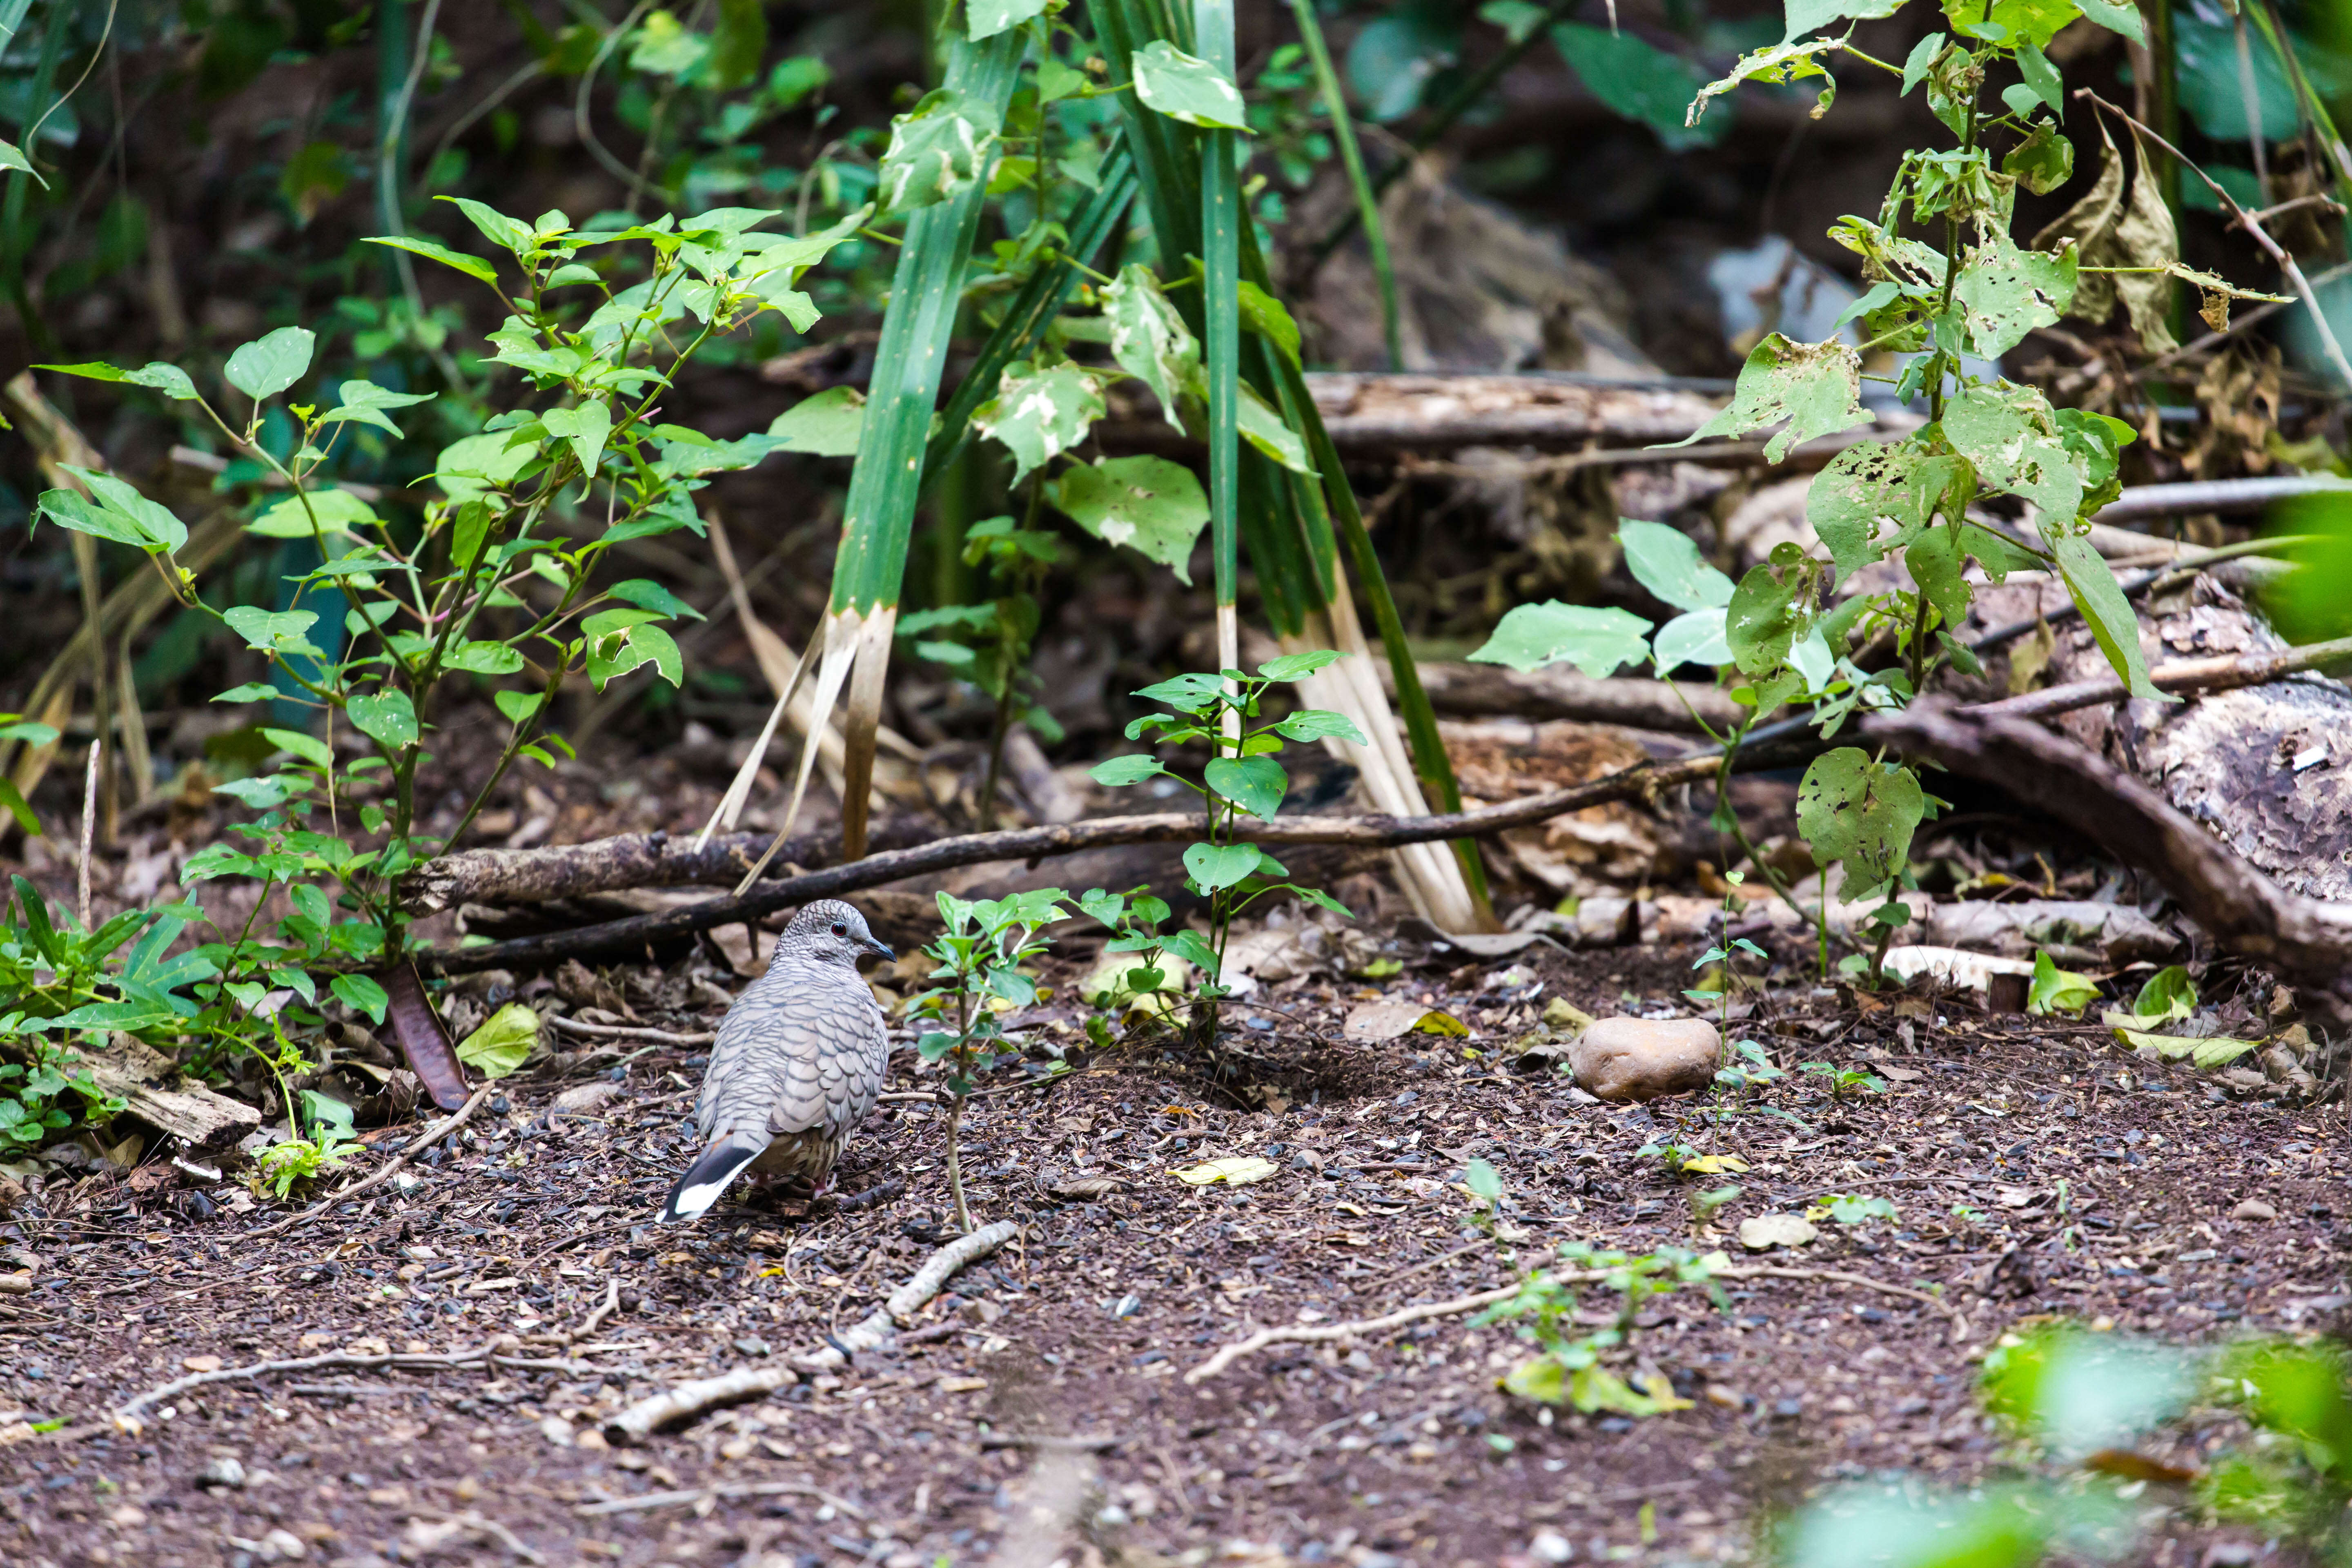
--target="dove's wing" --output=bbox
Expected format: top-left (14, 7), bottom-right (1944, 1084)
top-left (697, 962), bottom-right (886, 1146)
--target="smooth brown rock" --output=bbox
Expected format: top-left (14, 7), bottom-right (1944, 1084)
top-left (1570, 1017), bottom-right (1721, 1101)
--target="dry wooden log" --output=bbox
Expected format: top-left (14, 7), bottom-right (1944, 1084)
top-left (78, 1038), bottom-right (261, 1149)
top-left (404, 817), bottom-right (934, 913)
top-left (1403, 660), bottom-right (1741, 733)
top-left (1862, 704), bottom-right (2352, 1030)
top-left (415, 740), bottom-right (1800, 975)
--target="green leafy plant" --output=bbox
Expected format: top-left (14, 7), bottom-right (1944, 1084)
top-left (909, 889), bottom-right (1071, 1234)
top-left (24, 198), bottom-right (857, 1082)
top-left (255, 1089), bottom-right (361, 1198)
top-left (1810, 1193), bottom-right (1898, 1225)
top-left (1470, 0), bottom-right (2284, 986)
top-left (1799, 1061), bottom-right (1888, 1100)
top-left (1478, 1237), bottom-right (1726, 1416)
top-left (2129, 964), bottom-right (2197, 1024)
top-left (1076, 884), bottom-right (1208, 1021)
top-left (1715, 1038), bottom-right (1789, 1098)
top-left (1087, 653), bottom-right (1359, 1038)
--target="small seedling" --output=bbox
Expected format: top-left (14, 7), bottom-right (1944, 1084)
top-left (1716, 1038), bottom-right (1788, 1097)
top-left (1809, 1193), bottom-right (1898, 1225)
top-left (908, 889), bottom-right (1071, 1233)
top-left (1799, 1061), bottom-right (1887, 1100)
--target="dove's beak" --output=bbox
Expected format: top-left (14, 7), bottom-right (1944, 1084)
top-left (866, 937), bottom-right (895, 962)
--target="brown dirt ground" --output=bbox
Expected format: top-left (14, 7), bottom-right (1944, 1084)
top-left (2, 931), bottom-right (2346, 1568)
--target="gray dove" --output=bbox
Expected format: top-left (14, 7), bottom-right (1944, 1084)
top-left (659, 899), bottom-right (894, 1223)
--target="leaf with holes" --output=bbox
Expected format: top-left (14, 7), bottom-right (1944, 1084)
top-left (1204, 755), bottom-right (1287, 820)
top-left (1956, 233), bottom-right (2078, 359)
top-left (1796, 747), bottom-right (1924, 900)
top-left (972, 361), bottom-right (1106, 482)
top-left (1726, 565), bottom-right (1803, 676)
top-left (1470, 602), bottom-right (1653, 677)
top-left (1133, 39), bottom-right (1249, 129)
top-left (1104, 265), bottom-right (1198, 430)
top-left (876, 88), bottom-right (1002, 214)
top-left (1049, 457), bottom-right (1210, 584)
top-left (1665, 333), bottom-right (1871, 462)
top-left (1806, 440), bottom-right (1975, 584)
top-left (1942, 382), bottom-right (2083, 523)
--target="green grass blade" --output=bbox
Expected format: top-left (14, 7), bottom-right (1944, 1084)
top-left (832, 29), bottom-right (1027, 619)
top-left (923, 143), bottom-right (1138, 486)
top-left (1196, 0), bottom-right (1242, 672)
top-left (1287, 0), bottom-right (1400, 370)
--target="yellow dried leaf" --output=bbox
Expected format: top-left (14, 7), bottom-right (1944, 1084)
top-left (1172, 1156), bottom-right (1279, 1187)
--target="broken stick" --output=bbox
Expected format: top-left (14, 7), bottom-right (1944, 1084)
top-left (600, 1219), bottom-right (1018, 1444)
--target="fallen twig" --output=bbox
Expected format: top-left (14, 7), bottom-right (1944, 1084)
top-left (101, 1340), bottom-right (604, 1432)
top-left (1963, 635), bottom-right (2352, 722)
top-left (546, 1015), bottom-right (716, 1046)
top-left (576, 1479), bottom-right (865, 1519)
top-left (1185, 1259), bottom-right (1969, 1383)
top-left (601, 1220), bottom-right (1018, 1443)
top-left (978, 1432), bottom-right (1120, 1452)
top-left (247, 1086), bottom-right (495, 1240)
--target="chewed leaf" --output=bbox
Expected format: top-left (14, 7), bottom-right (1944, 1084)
top-left (1470, 602), bottom-right (1653, 677)
top-left (1687, 37), bottom-right (1837, 126)
top-left (877, 87), bottom-right (1002, 214)
top-left (1942, 382), bottom-right (2083, 523)
top-left (1955, 233), bottom-right (2078, 359)
top-left (1049, 456), bottom-right (1209, 583)
top-left (1665, 332), bottom-right (1871, 462)
top-left (1132, 40), bottom-right (1250, 129)
top-left (1103, 264), bottom-right (1198, 430)
top-left (1806, 439), bottom-right (1975, 584)
top-left (2112, 1029), bottom-right (2257, 1071)
top-left (1797, 747), bottom-right (1924, 900)
top-left (971, 360), bottom-right (1105, 481)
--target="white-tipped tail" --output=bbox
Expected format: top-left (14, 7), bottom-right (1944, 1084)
top-left (659, 1134), bottom-right (766, 1223)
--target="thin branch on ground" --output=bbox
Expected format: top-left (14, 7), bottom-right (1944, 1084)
top-left (601, 1221), bottom-right (1019, 1443)
top-left (546, 1015), bottom-right (716, 1046)
top-left (576, 1480), bottom-right (866, 1519)
top-left (1185, 1259), bottom-right (1970, 1383)
top-left (101, 1339), bottom-right (615, 1431)
top-left (247, 1086), bottom-right (494, 1239)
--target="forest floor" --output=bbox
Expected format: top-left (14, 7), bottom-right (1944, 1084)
top-left (2, 929), bottom-right (2345, 1568)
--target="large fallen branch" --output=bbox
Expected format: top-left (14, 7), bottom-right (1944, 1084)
top-left (414, 635), bottom-right (2349, 976)
top-left (1862, 704), bottom-right (2352, 1029)
top-left (416, 741), bottom-right (1804, 975)
top-left (405, 817), bottom-right (934, 913)
top-left (1401, 660), bottom-right (1740, 733)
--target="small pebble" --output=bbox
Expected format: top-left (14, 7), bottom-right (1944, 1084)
top-left (2230, 1197), bottom-right (2277, 1222)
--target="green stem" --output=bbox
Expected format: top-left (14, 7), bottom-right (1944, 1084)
top-left (945, 1090), bottom-right (973, 1235)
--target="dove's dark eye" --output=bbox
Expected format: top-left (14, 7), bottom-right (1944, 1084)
top-left (831, 922), bottom-right (848, 936)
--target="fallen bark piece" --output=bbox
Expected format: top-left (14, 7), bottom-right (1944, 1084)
top-left (1878, 946), bottom-right (2038, 997)
top-left (1738, 1214), bottom-right (1818, 1251)
top-left (1965, 633), bottom-right (2352, 723)
top-left (80, 1039), bottom-right (262, 1149)
top-left (1975, 573), bottom-right (2352, 904)
top-left (601, 1219), bottom-right (1018, 1444)
top-left (1571, 1018), bottom-right (1719, 1101)
top-left (1923, 900), bottom-right (2183, 964)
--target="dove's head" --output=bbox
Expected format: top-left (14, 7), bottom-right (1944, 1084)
top-left (786, 899), bottom-right (895, 968)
